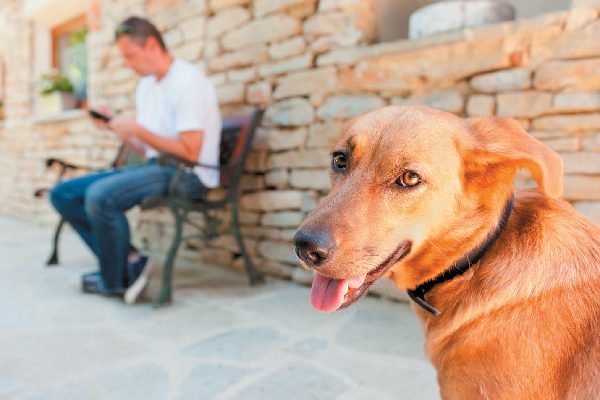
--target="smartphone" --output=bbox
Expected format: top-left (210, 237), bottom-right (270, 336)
top-left (88, 109), bottom-right (111, 123)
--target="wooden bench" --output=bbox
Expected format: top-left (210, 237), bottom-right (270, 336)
top-left (140, 109), bottom-right (265, 306)
top-left (36, 110), bottom-right (264, 306)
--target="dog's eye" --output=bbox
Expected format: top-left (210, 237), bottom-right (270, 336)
top-left (396, 170), bottom-right (421, 188)
top-left (332, 152), bottom-right (347, 170)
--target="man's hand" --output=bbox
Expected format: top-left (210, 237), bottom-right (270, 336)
top-left (89, 105), bottom-right (113, 130)
top-left (109, 116), bottom-right (140, 140)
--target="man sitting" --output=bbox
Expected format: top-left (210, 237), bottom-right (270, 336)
top-left (50, 16), bottom-right (222, 303)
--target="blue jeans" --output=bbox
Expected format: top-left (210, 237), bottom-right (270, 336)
top-left (49, 160), bottom-right (207, 293)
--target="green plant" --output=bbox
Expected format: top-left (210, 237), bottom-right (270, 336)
top-left (69, 27), bottom-right (88, 46)
top-left (38, 72), bottom-right (74, 95)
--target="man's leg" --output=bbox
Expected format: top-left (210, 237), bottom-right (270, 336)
top-left (49, 170), bottom-right (120, 256)
top-left (83, 164), bottom-right (179, 292)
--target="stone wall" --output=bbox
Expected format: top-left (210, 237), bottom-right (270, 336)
top-left (0, 1), bottom-right (599, 292)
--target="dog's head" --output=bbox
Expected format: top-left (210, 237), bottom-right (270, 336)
top-left (294, 105), bottom-right (563, 313)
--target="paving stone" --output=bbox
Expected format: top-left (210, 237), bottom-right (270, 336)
top-left (233, 362), bottom-right (349, 399)
top-left (0, 217), bottom-right (438, 399)
top-left (177, 363), bottom-right (254, 400)
top-left (182, 326), bottom-right (287, 361)
top-left (338, 301), bottom-right (425, 359)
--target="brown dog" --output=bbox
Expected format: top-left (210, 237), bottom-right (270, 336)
top-left (294, 106), bottom-right (600, 399)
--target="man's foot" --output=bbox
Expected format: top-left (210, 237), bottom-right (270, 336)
top-left (81, 271), bottom-right (124, 296)
top-left (124, 255), bottom-right (155, 304)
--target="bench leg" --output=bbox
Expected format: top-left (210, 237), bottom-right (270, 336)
top-left (231, 198), bottom-right (265, 286)
top-left (153, 209), bottom-right (185, 307)
top-left (46, 219), bottom-right (65, 266)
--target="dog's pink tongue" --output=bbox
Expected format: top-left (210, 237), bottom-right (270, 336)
top-left (310, 273), bottom-right (366, 313)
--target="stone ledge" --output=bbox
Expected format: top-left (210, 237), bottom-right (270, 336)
top-left (30, 109), bottom-right (86, 124)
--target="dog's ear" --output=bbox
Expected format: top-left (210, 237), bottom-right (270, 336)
top-left (464, 117), bottom-right (563, 198)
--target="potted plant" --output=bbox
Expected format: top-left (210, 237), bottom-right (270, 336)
top-left (38, 71), bottom-right (78, 114)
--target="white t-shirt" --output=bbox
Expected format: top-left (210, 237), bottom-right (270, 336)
top-left (136, 58), bottom-right (222, 188)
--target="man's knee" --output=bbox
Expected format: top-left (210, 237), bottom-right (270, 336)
top-left (84, 182), bottom-right (112, 217)
top-left (49, 183), bottom-right (73, 212)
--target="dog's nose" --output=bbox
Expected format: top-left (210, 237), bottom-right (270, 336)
top-left (293, 229), bottom-right (335, 267)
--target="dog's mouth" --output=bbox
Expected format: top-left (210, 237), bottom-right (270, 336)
top-left (310, 241), bottom-right (411, 313)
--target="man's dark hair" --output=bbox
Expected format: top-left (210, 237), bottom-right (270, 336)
top-left (115, 16), bottom-right (167, 51)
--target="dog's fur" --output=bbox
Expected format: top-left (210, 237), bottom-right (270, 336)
top-left (295, 106), bottom-right (600, 399)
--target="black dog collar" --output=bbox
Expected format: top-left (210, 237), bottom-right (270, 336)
top-left (407, 193), bottom-right (515, 317)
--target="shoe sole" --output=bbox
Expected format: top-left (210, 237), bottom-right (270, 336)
top-left (124, 258), bottom-right (155, 305)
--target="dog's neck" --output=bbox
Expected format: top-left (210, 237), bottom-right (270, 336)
top-left (407, 193), bottom-right (515, 317)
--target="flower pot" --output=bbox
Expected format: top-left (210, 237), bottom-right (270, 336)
top-left (409, 0), bottom-right (515, 39)
top-left (40, 92), bottom-right (78, 114)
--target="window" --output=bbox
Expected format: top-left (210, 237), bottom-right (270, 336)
top-left (51, 15), bottom-right (88, 107)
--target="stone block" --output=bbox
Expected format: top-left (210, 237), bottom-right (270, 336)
top-left (246, 81), bottom-right (272, 104)
top-left (553, 92), bottom-right (600, 113)
top-left (496, 91), bottom-right (553, 118)
top-left (287, 1), bottom-right (318, 18)
top-left (241, 190), bottom-right (305, 211)
top-left (535, 59), bottom-right (600, 91)
top-left (164, 28), bottom-right (184, 48)
top-left (269, 149), bottom-right (331, 169)
top-left (291, 266), bottom-right (314, 285)
top-left (244, 151), bottom-right (270, 172)
top-left (581, 131), bottom-right (600, 150)
top-left (257, 240), bottom-right (297, 264)
top-left (264, 98), bottom-right (315, 127)
top-left (227, 66), bottom-right (256, 82)
top-left (563, 175), bottom-right (600, 200)
top-left (565, 7), bottom-right (598, 31)
top-left (221, 15), bottom-right (301, 51)
top-left (253, 259), bottom-right (294, 278)
top-left (207, 7), bottom-right (250, 39)
top-left (260, 211), bottom-right (305, 227)
top-left (539, 136), bottom-right (579, 152)
top-left (257, 54), bottom-right (313, 78)
top-left (242, 226), bottom-right (297, 241)
top-left (304, 12), bottom-right (353, 37)
top-left (273, 68), bottom-right (337, 99)
top-left (290, 169), bottom-right (331, 190)
top-left (317, 95), bottom-right (385, 120)
top-left (216, 82), bottom-right (245, 104)
top-left (308, 32), bottom-right (363, 53)
top-left (253, 127), bottom-right (307, 151)
top-left (172, 41), bottom-right (204, 62)
top-left (561, 152), bottom-right (600, 174)
top-left (307, 121), bottom-right (343, 148)
top-left (339, 37), bottom-right (509, 93)
top-left (239, 211), bottom-right (261, 225)
top-left (533, 114), bottom-right (600, 132)
top-left (466, 94), bottom-right (495, 116)
top-left (532, 19), bottom-right (600, 61)
top-left (208, 45), bottom-right (268, 72)
top-left (391, 89), bottom-right (464, 114)
top-left (573, 201), bottom-right (600, 225)
top-left (470, 68), bottom-right (530, 93)
top-left (265, 169), bottom-right (290, 187)
top-left (180, 17), bottom-right (206, 41)
top-left (268, 37), bottom-right (307, 60)
top-left (254, 0), bottom-right (316, 17)
top-left (208, 0), bottom-right (250, 12)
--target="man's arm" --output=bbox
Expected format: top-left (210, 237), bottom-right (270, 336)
top-left (109, 116), bottom-right (203, 163)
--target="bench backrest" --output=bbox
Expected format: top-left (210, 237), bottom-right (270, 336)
top-left (218, 109), bottom-right (263, 189)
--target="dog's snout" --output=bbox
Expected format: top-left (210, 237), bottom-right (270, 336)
top-left (293, 229), bottom-right (336, 267)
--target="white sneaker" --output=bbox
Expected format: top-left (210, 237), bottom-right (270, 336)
top-left (124, 257), bottom-right (155, 304)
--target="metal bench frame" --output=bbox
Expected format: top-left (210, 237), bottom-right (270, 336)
top-left (144, 109), bottom-right (265, 306)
